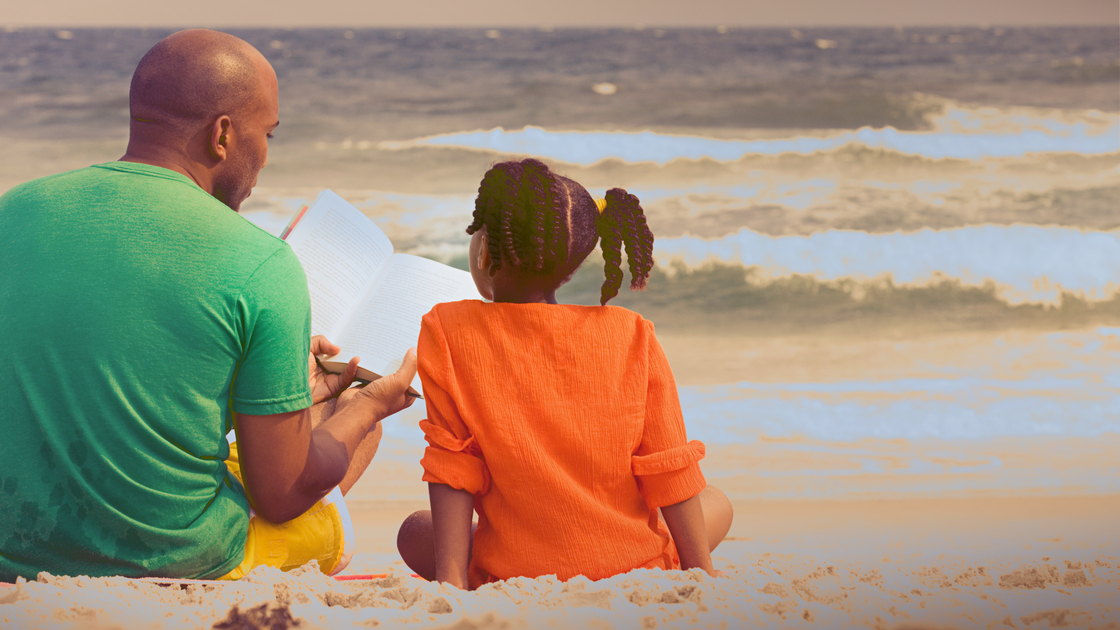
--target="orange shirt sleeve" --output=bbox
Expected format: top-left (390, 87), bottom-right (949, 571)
top-left (417, 309), bottom-right (490, 495)
top-left (631, 321), bottom-right (706, 508)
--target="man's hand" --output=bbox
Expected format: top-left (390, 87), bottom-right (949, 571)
top-left (334, 348), bottom-right (418, 422)
top-left (309, 335), bottom-right (359, 404)
top-left (235, 348), bottom-right (418, 523)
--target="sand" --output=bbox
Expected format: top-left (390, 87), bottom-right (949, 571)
top-left (3, 494), bottom-right (1118, 629)
top-left (3, 554), bottom-right (1115, 629)
top-left (3, 330), bottom-right (1118, 629)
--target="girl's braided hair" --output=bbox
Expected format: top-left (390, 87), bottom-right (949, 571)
top-left (467, 158), bottom-right (654, 305)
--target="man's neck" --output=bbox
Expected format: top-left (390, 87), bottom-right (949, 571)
top-left (120, 121), bottom-right (213, 194)
top-left (119, 147), bottom-right (208, 193)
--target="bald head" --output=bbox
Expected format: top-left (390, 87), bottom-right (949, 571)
top-left (122, 30), bottom-right (280, 211)
top-left (130, 29), bottom-right (271, 131)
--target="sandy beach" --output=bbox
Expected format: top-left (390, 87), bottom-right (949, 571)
top-left (2, 493), bottom-right (1117, 628)
top-left (3, 331), bottom-right (1118, 629)
top-left (3, 24), bottom-right (1118, 630)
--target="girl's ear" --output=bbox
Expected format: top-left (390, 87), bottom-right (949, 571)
top-left (478, 232), bottom-right (494, 274)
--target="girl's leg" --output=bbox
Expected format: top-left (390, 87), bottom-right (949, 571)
top-left (397, 510), bottom-right (436, 580)
top-left (700, 485), bottom-right (734, 552)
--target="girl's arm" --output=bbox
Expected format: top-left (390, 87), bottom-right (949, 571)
top-left (661, 493), bottom-right (720, 577)
top-left (429, 482), bottom-right (474, 589)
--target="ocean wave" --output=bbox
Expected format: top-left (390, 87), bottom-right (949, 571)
top-left (651, 225), bottom-right (1120, 305)
top-left (554, 257), bottom-right (1120, 334)
top-left (380, 105), bottom-right (1120, 165)
top-left (245, 196), bottom-right (1120, 309)
top-left (636, 182), bottom-right (1120, 237)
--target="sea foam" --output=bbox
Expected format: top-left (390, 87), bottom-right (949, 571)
top-left (655, 225), bottom-right (1120, 304)
top-left (380, 106), bottom-right (1120, 165)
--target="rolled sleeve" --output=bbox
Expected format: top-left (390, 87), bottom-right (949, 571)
top-left (632, 440), bottom-right (706, 508)
top-left (417, 309), bottom-right (490, 495)
top-left (419, 421), bottom-right (490, 495)
top-left (633, 323), bottom-right (707, 508)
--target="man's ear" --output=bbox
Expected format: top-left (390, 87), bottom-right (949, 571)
top-left (208, 115), bottom-right (233, 161)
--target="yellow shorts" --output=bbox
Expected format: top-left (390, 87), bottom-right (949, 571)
top-left (218, 440), bottom-right (355, 580)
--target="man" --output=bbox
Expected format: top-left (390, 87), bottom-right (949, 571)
top-left (0, 29), bottom-right (414, 581)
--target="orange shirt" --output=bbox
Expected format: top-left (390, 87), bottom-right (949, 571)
top-left (418, 301), bottom-right (706, 588)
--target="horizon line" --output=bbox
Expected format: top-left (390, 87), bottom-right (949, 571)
top-left (4, 22), bottom-right (1116, 30)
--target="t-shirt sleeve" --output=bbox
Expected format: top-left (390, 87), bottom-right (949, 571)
top-left (631, 321), bottom-right (707, 509)
top-left (229, 245), bottom-right (313, 415)
top-left (417, 309), bottom-right (490, 495)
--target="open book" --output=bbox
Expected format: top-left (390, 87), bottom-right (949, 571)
top-left (282, 190), bottom-right (480, 396)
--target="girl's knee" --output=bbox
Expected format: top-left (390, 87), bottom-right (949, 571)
top-left (397, 510), bottom-right (436, 580)
top-left (700, 486), bottom-right (734, 551)
top-left (396, 510), bottom-right (432, 550)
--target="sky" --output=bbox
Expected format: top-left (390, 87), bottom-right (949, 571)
top-left (5, 0), bottom-right (1117, 28)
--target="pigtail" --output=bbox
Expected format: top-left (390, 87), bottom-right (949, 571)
top-left (596, 188), bottom-right (654, 305)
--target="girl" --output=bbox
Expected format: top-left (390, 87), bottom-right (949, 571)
top-left (397, 158), bottom-right (733, 590)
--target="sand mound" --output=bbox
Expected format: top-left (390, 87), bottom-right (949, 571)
top-left (2, 554), bottom-right (1117, 629)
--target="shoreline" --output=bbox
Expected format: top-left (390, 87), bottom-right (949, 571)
top-left (344, 493), bottom-right (1120, 557)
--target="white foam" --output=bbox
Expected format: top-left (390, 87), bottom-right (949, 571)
top-left (380, 106), bottom-right (1120, 165)
top-left (246, 193), bottom-right (1120, 304)
top-left (656, 225), bottom-right (1120, 304)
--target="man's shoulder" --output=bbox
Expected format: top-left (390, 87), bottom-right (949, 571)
top-left (1, 165), bottom-right (100, 203)
top-left (1, 161), bottom-right (288, 265)
top-left (1, 162), bottom-right (208, 210)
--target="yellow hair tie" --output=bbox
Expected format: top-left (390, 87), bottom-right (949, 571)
top-left (593, 198), bottom-right (607, 214)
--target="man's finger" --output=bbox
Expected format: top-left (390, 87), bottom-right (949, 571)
top-left (395, 348), bottom-right (418, 383)
top-left (339, 356), bottom-right (360, 386)
top-left (310, 335), bottom-right (341, 357)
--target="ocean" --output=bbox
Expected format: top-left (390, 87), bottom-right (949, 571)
top-left (2, 26), bottom-right (1118, 501)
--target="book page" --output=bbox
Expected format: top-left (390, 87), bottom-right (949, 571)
top-left (283, 190), bottom-right (394, 339)
top-left (336, 254), bottom-right (481, 393)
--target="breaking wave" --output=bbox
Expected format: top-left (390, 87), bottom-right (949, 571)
top-left (380, 105), bottom-right (1120, 165)
top-left (651, 225), bottom-right (1120, 305)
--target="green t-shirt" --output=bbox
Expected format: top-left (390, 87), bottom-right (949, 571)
top-left (0, 162), bottom-right (313, 580)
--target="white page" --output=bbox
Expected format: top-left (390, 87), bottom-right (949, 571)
top-left (283, 190), bottom-right (394, 339)
top-left (336, 254), bottom-right (481, 393)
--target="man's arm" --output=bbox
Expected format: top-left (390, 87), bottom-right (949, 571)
top-left (234, 350), bottom-right (417, 523)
